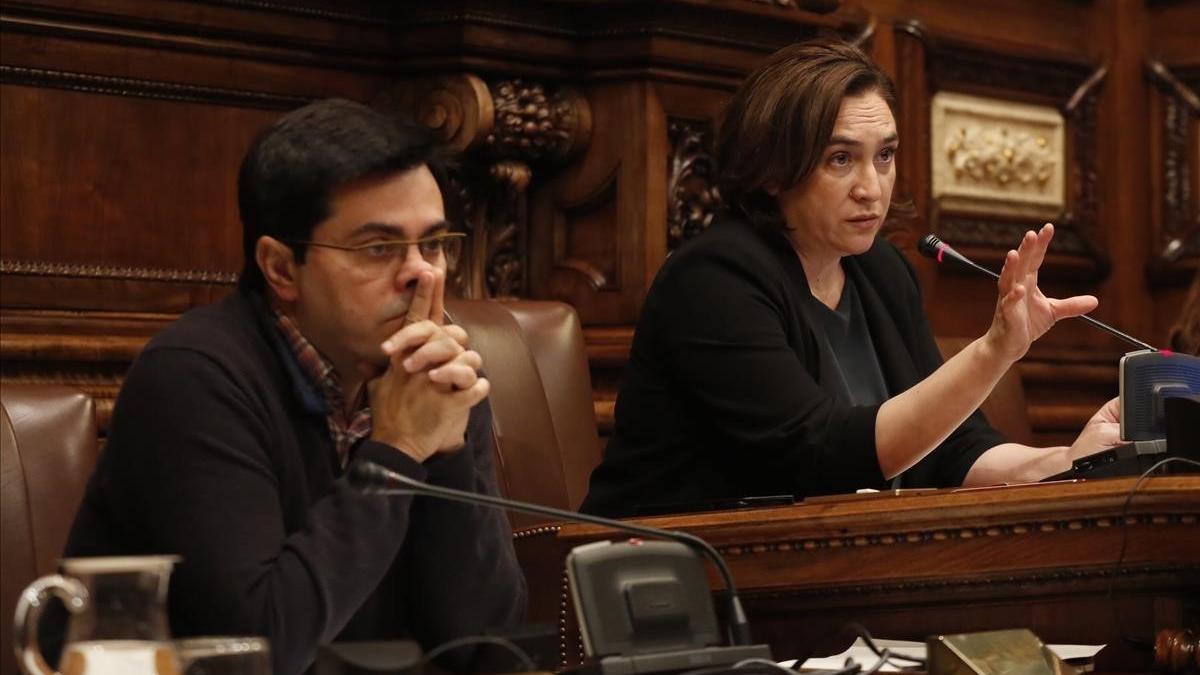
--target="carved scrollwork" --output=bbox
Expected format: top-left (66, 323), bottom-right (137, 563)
top-left (381, 76), bottom-right (592, 299)
top-left (411, 74), bottom-right (494, 154)
top-left (667, 118), bottom-right (722, 251)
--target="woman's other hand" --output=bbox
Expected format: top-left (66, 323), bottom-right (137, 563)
top-left (1068, 397), bottom-right (1123, 459)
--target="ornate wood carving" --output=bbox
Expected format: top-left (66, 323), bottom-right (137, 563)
top-left (382, 75), bottom-right (592, 299)
top-left (906, 26), bottom-right (1110, 278)
top-left (0, 65), bottom-right (309, 110)
top-left (667, 117), bottom-right (721, 251)
top-left (1147, 60), bottom-right (1200, 284)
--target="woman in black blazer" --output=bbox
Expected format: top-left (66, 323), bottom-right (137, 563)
top-left (581, 39), bottom-right (1121, 518)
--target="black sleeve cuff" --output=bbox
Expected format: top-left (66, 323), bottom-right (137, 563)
top-left (354, 440), bottom-right (429, 482)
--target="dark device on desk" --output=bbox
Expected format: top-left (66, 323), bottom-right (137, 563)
top-left (1048, 354), bottom-right (1200, 481)
top-left (566, 540), bottom-right (769, 674)
top-left (1120, 349), bottom-right (1200, 442)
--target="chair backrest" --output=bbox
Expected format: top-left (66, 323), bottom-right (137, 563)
top-left (1, 385), bottom-right (98, 675)
top-left (446, 299), bottom-right (603, 527)
top-left (935, 337), bottom-right (1034, 446)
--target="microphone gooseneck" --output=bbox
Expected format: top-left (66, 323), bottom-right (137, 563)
top-left (917, 234), bottom-right (1156, 352)
top-left (347, 459), bottom-right (753, 647)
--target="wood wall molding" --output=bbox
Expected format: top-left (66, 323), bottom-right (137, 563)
top-left (744, 562), bottom-right (1195, 605)
top-left (0, 0), bottom-right (400, 71)
top-left (0, 64), bottom-right (309, 109)
top-left (1, 258), bottom-right (239, 284)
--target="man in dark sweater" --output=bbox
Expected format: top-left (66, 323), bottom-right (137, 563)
top-left (62, 99), bottom-right (526, 674)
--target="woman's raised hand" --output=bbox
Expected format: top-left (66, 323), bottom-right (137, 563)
top-left (983, 223), bottom-right (1098, 363)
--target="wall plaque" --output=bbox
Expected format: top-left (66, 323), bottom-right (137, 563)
top-left (931, 91), bottom-right (1065, 220)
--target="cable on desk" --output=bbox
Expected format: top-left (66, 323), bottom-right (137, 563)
top-left (1107, 457), bottom-right (1200, 650)
top-left (416, 634), bottom-right (536, 672)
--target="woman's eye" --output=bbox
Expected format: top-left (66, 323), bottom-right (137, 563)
top-left (829, 152), bottom-right (851, 167)
top-left (878, 147), bottom-right (896, 162)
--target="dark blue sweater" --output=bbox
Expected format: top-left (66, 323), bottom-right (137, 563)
top-left (64, 290), bottom-right (526, 674)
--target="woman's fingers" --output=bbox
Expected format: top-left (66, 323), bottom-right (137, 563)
top-left (998, 248), bottom-right (1019, 295)
top-left (1047, 294), bottom-right (1099, 321)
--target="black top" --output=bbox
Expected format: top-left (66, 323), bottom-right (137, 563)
top-left (580, 218), bottom-right (1004, 518)
top-left (63, 290), bottom-right (526, 675)
top-left (803, 276), bottom-right (889, 408)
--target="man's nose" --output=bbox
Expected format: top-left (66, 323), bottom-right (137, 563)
top-left (394, 244), bottom-right (434, 287)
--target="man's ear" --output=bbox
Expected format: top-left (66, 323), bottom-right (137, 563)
top-left (255, 236), bottom-right (300, 302)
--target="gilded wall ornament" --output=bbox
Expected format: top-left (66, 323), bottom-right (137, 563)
top-left (931, 91), bottom-right (1065, 220)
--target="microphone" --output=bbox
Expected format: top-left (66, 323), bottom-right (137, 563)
top-left (918, 234), bottom-right (1156, 352)
top-left (346, 459), bottom-right (753, 648)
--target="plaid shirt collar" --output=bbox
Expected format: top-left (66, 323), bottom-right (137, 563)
top-left (270, 305), bottom-right (372, 467)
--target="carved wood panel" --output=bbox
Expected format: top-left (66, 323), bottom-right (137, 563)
top-left (1146, 60), bottom-right (1200, 286)
top-left (896, 22), bottom-right (1110, 281)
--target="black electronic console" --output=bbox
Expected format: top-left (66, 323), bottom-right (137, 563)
top-left (1045, 391), bottom-right (1200, 482)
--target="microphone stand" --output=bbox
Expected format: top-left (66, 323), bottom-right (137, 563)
top-left (348, 460), bottom-right (753, 648)
top-left (918, 234), bottom-right (1156, 352)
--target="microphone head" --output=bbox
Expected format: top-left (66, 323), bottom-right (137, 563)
top-left (347, 459), bottom-right (386, 490)
top-left (917, 234), bottom-right (945, 259)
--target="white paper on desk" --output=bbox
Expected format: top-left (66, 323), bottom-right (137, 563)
top-left (782, 638), bottom-right (1105, 672)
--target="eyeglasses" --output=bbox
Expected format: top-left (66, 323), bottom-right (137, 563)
top-left (288, 232), bottom-right (466, 268)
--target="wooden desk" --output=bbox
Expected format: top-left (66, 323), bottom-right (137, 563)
top-left (512, 476), bottom-right (1200, 672)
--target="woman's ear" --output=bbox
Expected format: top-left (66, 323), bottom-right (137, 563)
top-left (255, 236), bottom-right (300, 302)
top-left (764, 181), bottom-right (780, 197)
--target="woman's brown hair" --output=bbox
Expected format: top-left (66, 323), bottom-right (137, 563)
top-left (716, 39), bottom-right (903, 231)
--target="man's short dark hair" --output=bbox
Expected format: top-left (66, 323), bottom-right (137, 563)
top-left (237, 98), bottom-right (447, 291)
top-left (716, 39), bottom-right (906, 232)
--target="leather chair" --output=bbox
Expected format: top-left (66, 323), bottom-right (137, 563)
top-left (1, 385), bottom-right (99, 675)
top-left (935, 336), bottom-right (1034, 446)
top-left (446, 299), bottom-right (603, 526)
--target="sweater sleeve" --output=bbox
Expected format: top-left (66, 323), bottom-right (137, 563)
top-left (401, 398), bottom-right (527, 670)
top-left (80, 347), bottom-right (426, 675)
top-left (648, 240), bottom-right (885, 497)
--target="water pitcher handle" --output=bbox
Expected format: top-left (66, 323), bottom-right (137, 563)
top-left (13, 574), bottom-right (88, 675)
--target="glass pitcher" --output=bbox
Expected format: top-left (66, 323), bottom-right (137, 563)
top-left (14, 556), bottom-right (182, 675)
